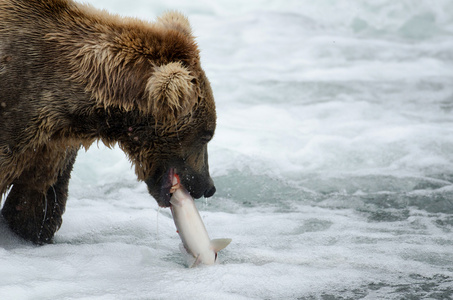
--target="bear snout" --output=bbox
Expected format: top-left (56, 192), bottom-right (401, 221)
top-left (180, 172), bottom-right (215, 200)
top-left (204, 185), bottom-right (216, 198)
top-left (145, 166), bottom-right (216, 207)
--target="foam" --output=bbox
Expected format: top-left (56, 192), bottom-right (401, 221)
top-left (1, 0), bottom-right (453, 299)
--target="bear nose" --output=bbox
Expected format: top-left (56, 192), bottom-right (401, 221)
top-left (204, 185), bottom-right (216, 198)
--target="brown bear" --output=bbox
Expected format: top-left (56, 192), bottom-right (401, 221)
top-left (0, 0), bottom-right (217, 244)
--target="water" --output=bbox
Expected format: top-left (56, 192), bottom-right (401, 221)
top-left (1, 0), bottom-right (453, 299)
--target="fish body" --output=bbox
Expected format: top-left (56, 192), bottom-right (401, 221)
top-left (170, 175), bottom-right (231, 266)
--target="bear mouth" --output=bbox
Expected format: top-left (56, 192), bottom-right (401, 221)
top-left (159, 167), bottom-right (177, 207)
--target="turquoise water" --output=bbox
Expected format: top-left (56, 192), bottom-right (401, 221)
top-left (1, 1), bottom-right (453, 299)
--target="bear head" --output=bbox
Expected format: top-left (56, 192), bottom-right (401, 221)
top-left (126, 63), bottom-right (217, 207)
top-left (100, 12), bottom-right (218, 207)
top-left (60, 10), bottom-right (218, 207)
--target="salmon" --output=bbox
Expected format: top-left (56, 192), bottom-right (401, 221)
top-left (170, 174), bottom-right (231, 266)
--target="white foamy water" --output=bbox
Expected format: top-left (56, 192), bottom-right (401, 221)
top-left (1, 1), bottom-right (453, 299)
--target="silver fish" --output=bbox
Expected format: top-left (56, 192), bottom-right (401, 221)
top-left (170, 174), bottom-right (231, 267)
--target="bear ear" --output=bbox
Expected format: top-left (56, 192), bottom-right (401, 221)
top-left (156, 11), bottom-right (192, 36)
top-left (144, 62), bottom-right (198, 124)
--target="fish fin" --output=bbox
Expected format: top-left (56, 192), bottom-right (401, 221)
top-left (170, 197), bottom-right (180, 207)
top-left (210, 238), bottom-right (232, 252)
top-left (179, 244), bottom-right (197, 267)
top-left (190, 254), bottom-right (202, 268)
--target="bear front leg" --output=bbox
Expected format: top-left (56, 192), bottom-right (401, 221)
top-left (1, 148), bottom-right (78, 244)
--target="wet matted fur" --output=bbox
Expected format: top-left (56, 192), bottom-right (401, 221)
top-left (0, 0), bottom-right (217, 244)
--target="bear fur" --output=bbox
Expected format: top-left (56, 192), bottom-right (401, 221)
top-left (0, 0), bottom-right (217, 244)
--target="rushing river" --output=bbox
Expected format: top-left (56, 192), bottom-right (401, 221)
top-left (1, 0), bottom-right (453, 299)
